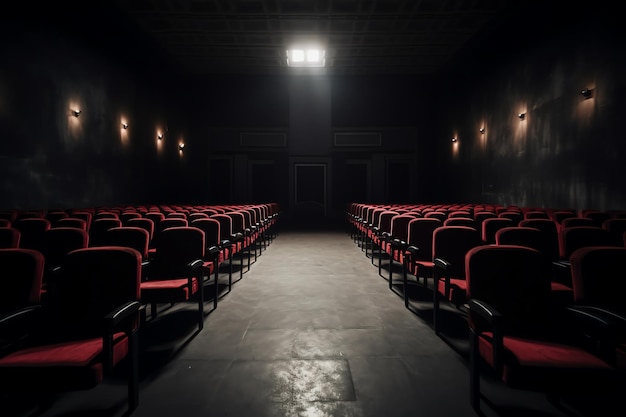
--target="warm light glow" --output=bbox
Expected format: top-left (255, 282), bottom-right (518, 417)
top-left (122, 122), bottom-right (128, 129)
top-left (72, 109), bottom-right (81, 117)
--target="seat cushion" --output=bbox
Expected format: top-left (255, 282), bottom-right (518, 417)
top-left (437, 278), bottom-right (467, 304)
top-left (0, 332), bottom-right (128, 391)
top-left (140, 277), bottom-right (198, 302)
top-left (478, 332), bottom-right (613, 389)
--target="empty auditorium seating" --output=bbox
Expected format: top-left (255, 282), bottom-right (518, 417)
top-left (466, 245), bottom-right (618, 414)
top-left (0, 246), bottom-right (143, 413)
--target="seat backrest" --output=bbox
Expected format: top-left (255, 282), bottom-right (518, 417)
top-left (13, 218), bottom-right (51, 251)
top-left (102, 227), bottom-right (150, 260)
top-left (127, 217), bottom-right (155, 242)
top-left (406, 218), bottom-right (442, 261)
top-left (559, 226), bottom-right (622, 260)
top-left (120, 211), bottom-right (142, 225)
top-left (150, 227), bottom-right (205, 277)
top-left (155, 218), bottom-right (188, 237)
top-left (481, 218), bottom-right (514, 244)
top-left (582, 210), bottom-right (611, 227)
top-left (432, 226), bottom-right (482, 277)
top-left (188, 212), bottom-right (209, 222)
top-left (40, 227), bottom-right (90, 269)
top-left (518, 218), bottom-right (560, 260)
top-left (68, 211), bottom-right (93, 232)
top-left (0, 227), bottom-right (21, 248)
top-left (376, 211), bottom-right (398, 235)
top-left (495, 226), bottom-right (558, 261)
top-left (424, 211), bottom-right (447, 221)
top-left (389, 214), bottom-right (415, 242)
top-left (55, 217), bottom-right (88, 230)
top-left (225, 211), bottom-right (247, 235)
top-left (466, 245), bottom-right (554, 328)
top-left (561, 217), bottom-right (597, 229)
top-left (498, 211), bottom-right (523, 225)
top-left (190, 218), bottom-right (221, 248)
top-left (443, 217), bottom-right (477, 228)
top-left (45, 210), bottom-right (68, 224)
top-left (524, 210), bottom-right (550, 219)
top-left (569, 246), bottom-right (626, 313)
top-left (89, 218), bottom-right (123, 247)
top-left (602, 218), bottom-right (626, 243)
top-left (0, 248), bottom-right (45, 316)
top-left (52, 246), bottom-right (141, 333)
top-left (210, 214), bottom-right (233, 241)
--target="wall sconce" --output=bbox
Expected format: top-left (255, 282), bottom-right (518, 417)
top-left (72, 110), bottom-right (81, 117)
top-left (122, 122), bottom-right (128, 129)
top-left (158, 133), bottom-right (163, 140)
top-left (479, 127), bottom-right (485, 134)
top-left (580, 88), bottom-right (593, 99)
top-left (178, 143), bottom-right (185, 151)
top-left (518, 113), bottom-right (526, 120)
top-left (451, 137), bottom-right (458, 143)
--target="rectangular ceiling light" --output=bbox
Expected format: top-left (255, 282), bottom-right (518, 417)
top-left (287, 48), bottom-right (325, 67)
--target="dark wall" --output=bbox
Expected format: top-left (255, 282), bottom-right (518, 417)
top-left (432, 3), bottom-right (626, 211)
top-left (0, 4), bottom-right (189, 211)
top-left (188, 72), bottom-right (433, 222)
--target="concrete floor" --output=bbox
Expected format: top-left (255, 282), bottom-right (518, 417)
top-left (3, 225), bottom-right (624, 417)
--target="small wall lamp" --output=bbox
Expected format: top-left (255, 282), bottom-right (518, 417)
top-left (178, 143), bottom-right (185, 151)
top-left (122, 122), bottom-right (128, 129)
top-left (518, 113), bottom-right (526, 120)
top-left (479, 127), bottom-right (485, 134)
top-left (580, 88), bottom-right (593, 99)
top-left (451, 137), bottom-right (458, 143)
top-left (158, 133), bottom-right (163, 140)
top-left (72, 110), bottom-right (81, 117)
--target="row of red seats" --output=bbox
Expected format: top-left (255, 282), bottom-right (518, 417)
top-left (347, 202), bottom-right (626, 415)
top-left (0, 202), bottom-right (280, 415)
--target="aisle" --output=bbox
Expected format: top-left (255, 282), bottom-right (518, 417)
top-left (134, 229), bottom-right (473, 417)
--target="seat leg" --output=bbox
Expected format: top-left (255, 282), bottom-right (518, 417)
top-left (469, 330), bottom-right (481, 412)
top-left (128, 331), bottom-right (139, 412)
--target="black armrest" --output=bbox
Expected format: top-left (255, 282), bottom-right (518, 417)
top-left (102, 300), bottom-right (142, 373)
top-left (188, 259), bottom-right (205, 270)
top-left (468, 298), bottom-right (504, 375)
top-left (434, 257), bottom-right (451, 270)
top-left (552, 260), bottom-right (570, 269)
top-left (104, 301), bottom-right (142, 330)
top-left (0, 305), bottom-right (42, 336)
top-left (390, 238), bottom-right (407, 250)
top-left (567, 304), bottom-right (626, 364)
top-left (207, 245), bottom-right (221, 259)
top-left (406, 245), bottom-right (419, 257)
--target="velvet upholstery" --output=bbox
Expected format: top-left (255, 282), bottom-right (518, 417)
top-left (431, 226), bottom-right (482, 334)
top-left (0, 246), bottom-right (142, 413)
top-left (465, 245), bottom-right (618, 413)
top-left (140, 226), bottom-right (213, 330)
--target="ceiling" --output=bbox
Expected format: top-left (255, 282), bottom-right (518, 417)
top-left (111, 0), bottom-right (519, 77)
